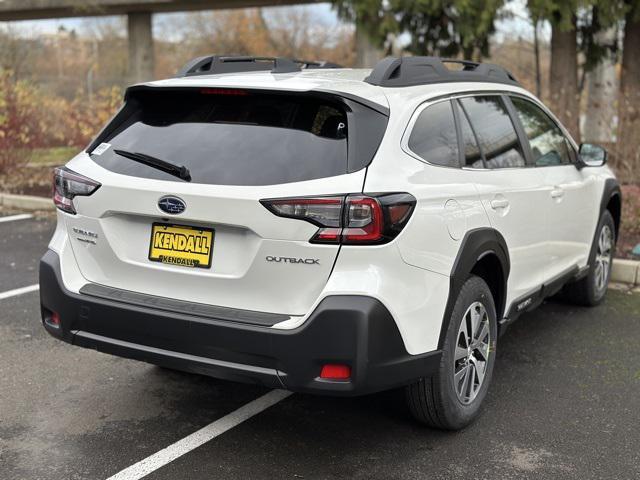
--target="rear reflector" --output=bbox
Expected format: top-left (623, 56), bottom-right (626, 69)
top-left (320, 364), bottom-right (351, 380)
top-left (261, 193), bottom-right (416, 245)
top-left (45, 311), bottom-right (61, 329)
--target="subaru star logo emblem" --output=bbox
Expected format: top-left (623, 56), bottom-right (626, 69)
top-left (158, 196), bottom-right (186, 215)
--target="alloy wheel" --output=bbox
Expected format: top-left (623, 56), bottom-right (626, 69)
top-left (454, 301), bottom-right (491, 405)
top-left (594, 225), bottom-right (613, 294)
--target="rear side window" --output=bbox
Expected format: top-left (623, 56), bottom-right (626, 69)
top-left (459, 96), bottom-right (526, 169)
top-left (407, 101), bottom-right (459, 167)
top-left (89, 89), bottom-right (385, 186)
top-left (510, 96), bottom-right (572, 167)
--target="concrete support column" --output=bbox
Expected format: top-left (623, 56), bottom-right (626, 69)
top-left (355, 24), bottom-right (382, 68)
top-left (127, 11), bottom-right (154, 83)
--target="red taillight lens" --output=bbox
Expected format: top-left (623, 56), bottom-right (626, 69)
top-left (312, 227), bottom-right (342, 243)
top-left (343, 196), bottom-right (384, 243)
top-left (261, 193), bottom-right (415, 245)
top-left (320, 364), bottom-right (351, 380)
top-left (53, 167), bottom-right (101, 214)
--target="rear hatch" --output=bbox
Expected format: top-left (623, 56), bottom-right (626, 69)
top-left (62, 86), bottom-right (388, 318)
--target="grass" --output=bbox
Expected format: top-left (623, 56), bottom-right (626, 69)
top-left (27, 147), bottom-right (79, 166)
top-left (0, 146), bottom-right (79, 197)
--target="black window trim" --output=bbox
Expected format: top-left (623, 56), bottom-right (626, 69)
top-left (502, 94), bottom-right (536, 167)
top-left (453, 98), bottom-right (488, 169)
top-left (451, 98), bottom-right (465, 168)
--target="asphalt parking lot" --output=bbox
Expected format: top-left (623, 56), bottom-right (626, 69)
top-left (1, 211), bottom-right (639, 480)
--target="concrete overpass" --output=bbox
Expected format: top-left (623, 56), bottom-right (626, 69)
top-left (0, 0), bottom-right (378, 81)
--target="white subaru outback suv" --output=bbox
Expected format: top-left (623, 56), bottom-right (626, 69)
top-left (40, 56), bottom-right (621, 430)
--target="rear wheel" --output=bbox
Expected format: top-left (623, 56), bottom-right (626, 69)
top-left (406, 276), bottom-right (497, 430)
top-left (564, 210), bottom-right (615, 306)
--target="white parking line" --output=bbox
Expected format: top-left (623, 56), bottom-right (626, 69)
top-left (106, 389), bottom-right (293, 480)
top-left (0, 213), bottom-right (33, 224)
top-left (0, 284), bottom-right (39, 300)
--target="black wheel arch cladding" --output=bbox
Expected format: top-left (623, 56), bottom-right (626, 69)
top-left (599, 178), bottom-right (621, 242)
top-left (438, 228), bottom-right (510, 350)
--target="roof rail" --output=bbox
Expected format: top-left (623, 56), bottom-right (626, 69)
top-left (297, 59), bottom-right (344, 70)
top-left (176, 55), bottom-right (343, 77)
top-left (364, 56), bottom-right (520, 88)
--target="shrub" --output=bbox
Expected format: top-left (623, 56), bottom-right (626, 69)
top-left (619, 184), bottom-right (640, 257)
top-left (63, 86), bottom-right (123, 148)
top-left (0, 71), bottom-right (44, 174)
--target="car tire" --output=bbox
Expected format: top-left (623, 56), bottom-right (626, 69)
top-left (563, 210), bottom-right (615, 307)
top-left (405, 275), bottom-right (497, 430)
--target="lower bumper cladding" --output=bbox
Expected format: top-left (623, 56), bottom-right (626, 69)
top-left (39, 249), bottom-right (441, 396)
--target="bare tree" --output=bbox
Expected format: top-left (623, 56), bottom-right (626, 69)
top-left (0, 25), bottom-right (37, 79)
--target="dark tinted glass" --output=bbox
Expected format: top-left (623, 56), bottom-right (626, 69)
top-left (90, 90), bottom-right (350, 186)
top-left (459, 96), bottom-right (526, 169)
top-left (455, 101), bottom-right (484, 168)
top-left (511, 96), bottom-right (572, 166)
top-left (408, 101), bottom-right (459, 167)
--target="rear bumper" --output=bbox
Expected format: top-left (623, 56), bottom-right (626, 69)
top-left (39, 249), bottom-right (441, 396)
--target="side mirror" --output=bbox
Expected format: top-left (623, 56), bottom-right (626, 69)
top-left (578, 143), bottom-right (607, 167)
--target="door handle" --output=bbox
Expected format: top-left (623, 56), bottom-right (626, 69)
top-left (551, 187), bottom-right (565, 199)
top-left (490, 198), bottom-right (510, 210)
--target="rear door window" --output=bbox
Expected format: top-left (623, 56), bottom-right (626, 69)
top-left (90, 90), bottom-right (359, 186)
top-left (510, 96), bottom-right (572, 167)
top-left (459, 96), bottom-right (526, 169)
top-left (407, 100), bottom-right (459, 168)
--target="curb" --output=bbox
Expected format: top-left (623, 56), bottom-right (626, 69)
top-left (0, 193), bottom-right (53, 211)
top-left (611, 259), bottom-right (639, 286)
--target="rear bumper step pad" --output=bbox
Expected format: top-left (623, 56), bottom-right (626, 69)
top-left (79, 283), bottom-right (289, 327)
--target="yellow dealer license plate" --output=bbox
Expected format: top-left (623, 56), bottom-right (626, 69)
top-left (148, 223), bottom-right (214, 269)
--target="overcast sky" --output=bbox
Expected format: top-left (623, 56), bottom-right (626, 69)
top-left (1, 0), bottom-right (547, 42)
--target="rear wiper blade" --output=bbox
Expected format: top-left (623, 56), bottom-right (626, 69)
top-left (113, 149), bottom-right (191, 182)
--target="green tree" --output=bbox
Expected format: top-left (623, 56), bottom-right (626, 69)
top-left (527, 0), bottom-right (581, 141)
top-left (391, 0), bottom-right (504, 60)
top-left (331, 0), bottom-right (395, 50)
top-left (331, 0), bottom-right (505, 61)
top-left (578, 1), bottom-right (624, 78)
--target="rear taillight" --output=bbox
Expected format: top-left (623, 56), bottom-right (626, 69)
top-left (200, 88), bottom-right (249, 96)
top-left (261, 193), bottom-right (416, 245)
top-left (53, 167), bottom-right (101, 214)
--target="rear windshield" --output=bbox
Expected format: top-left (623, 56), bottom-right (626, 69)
top-left (90, 89), bottom-right (354, 186)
